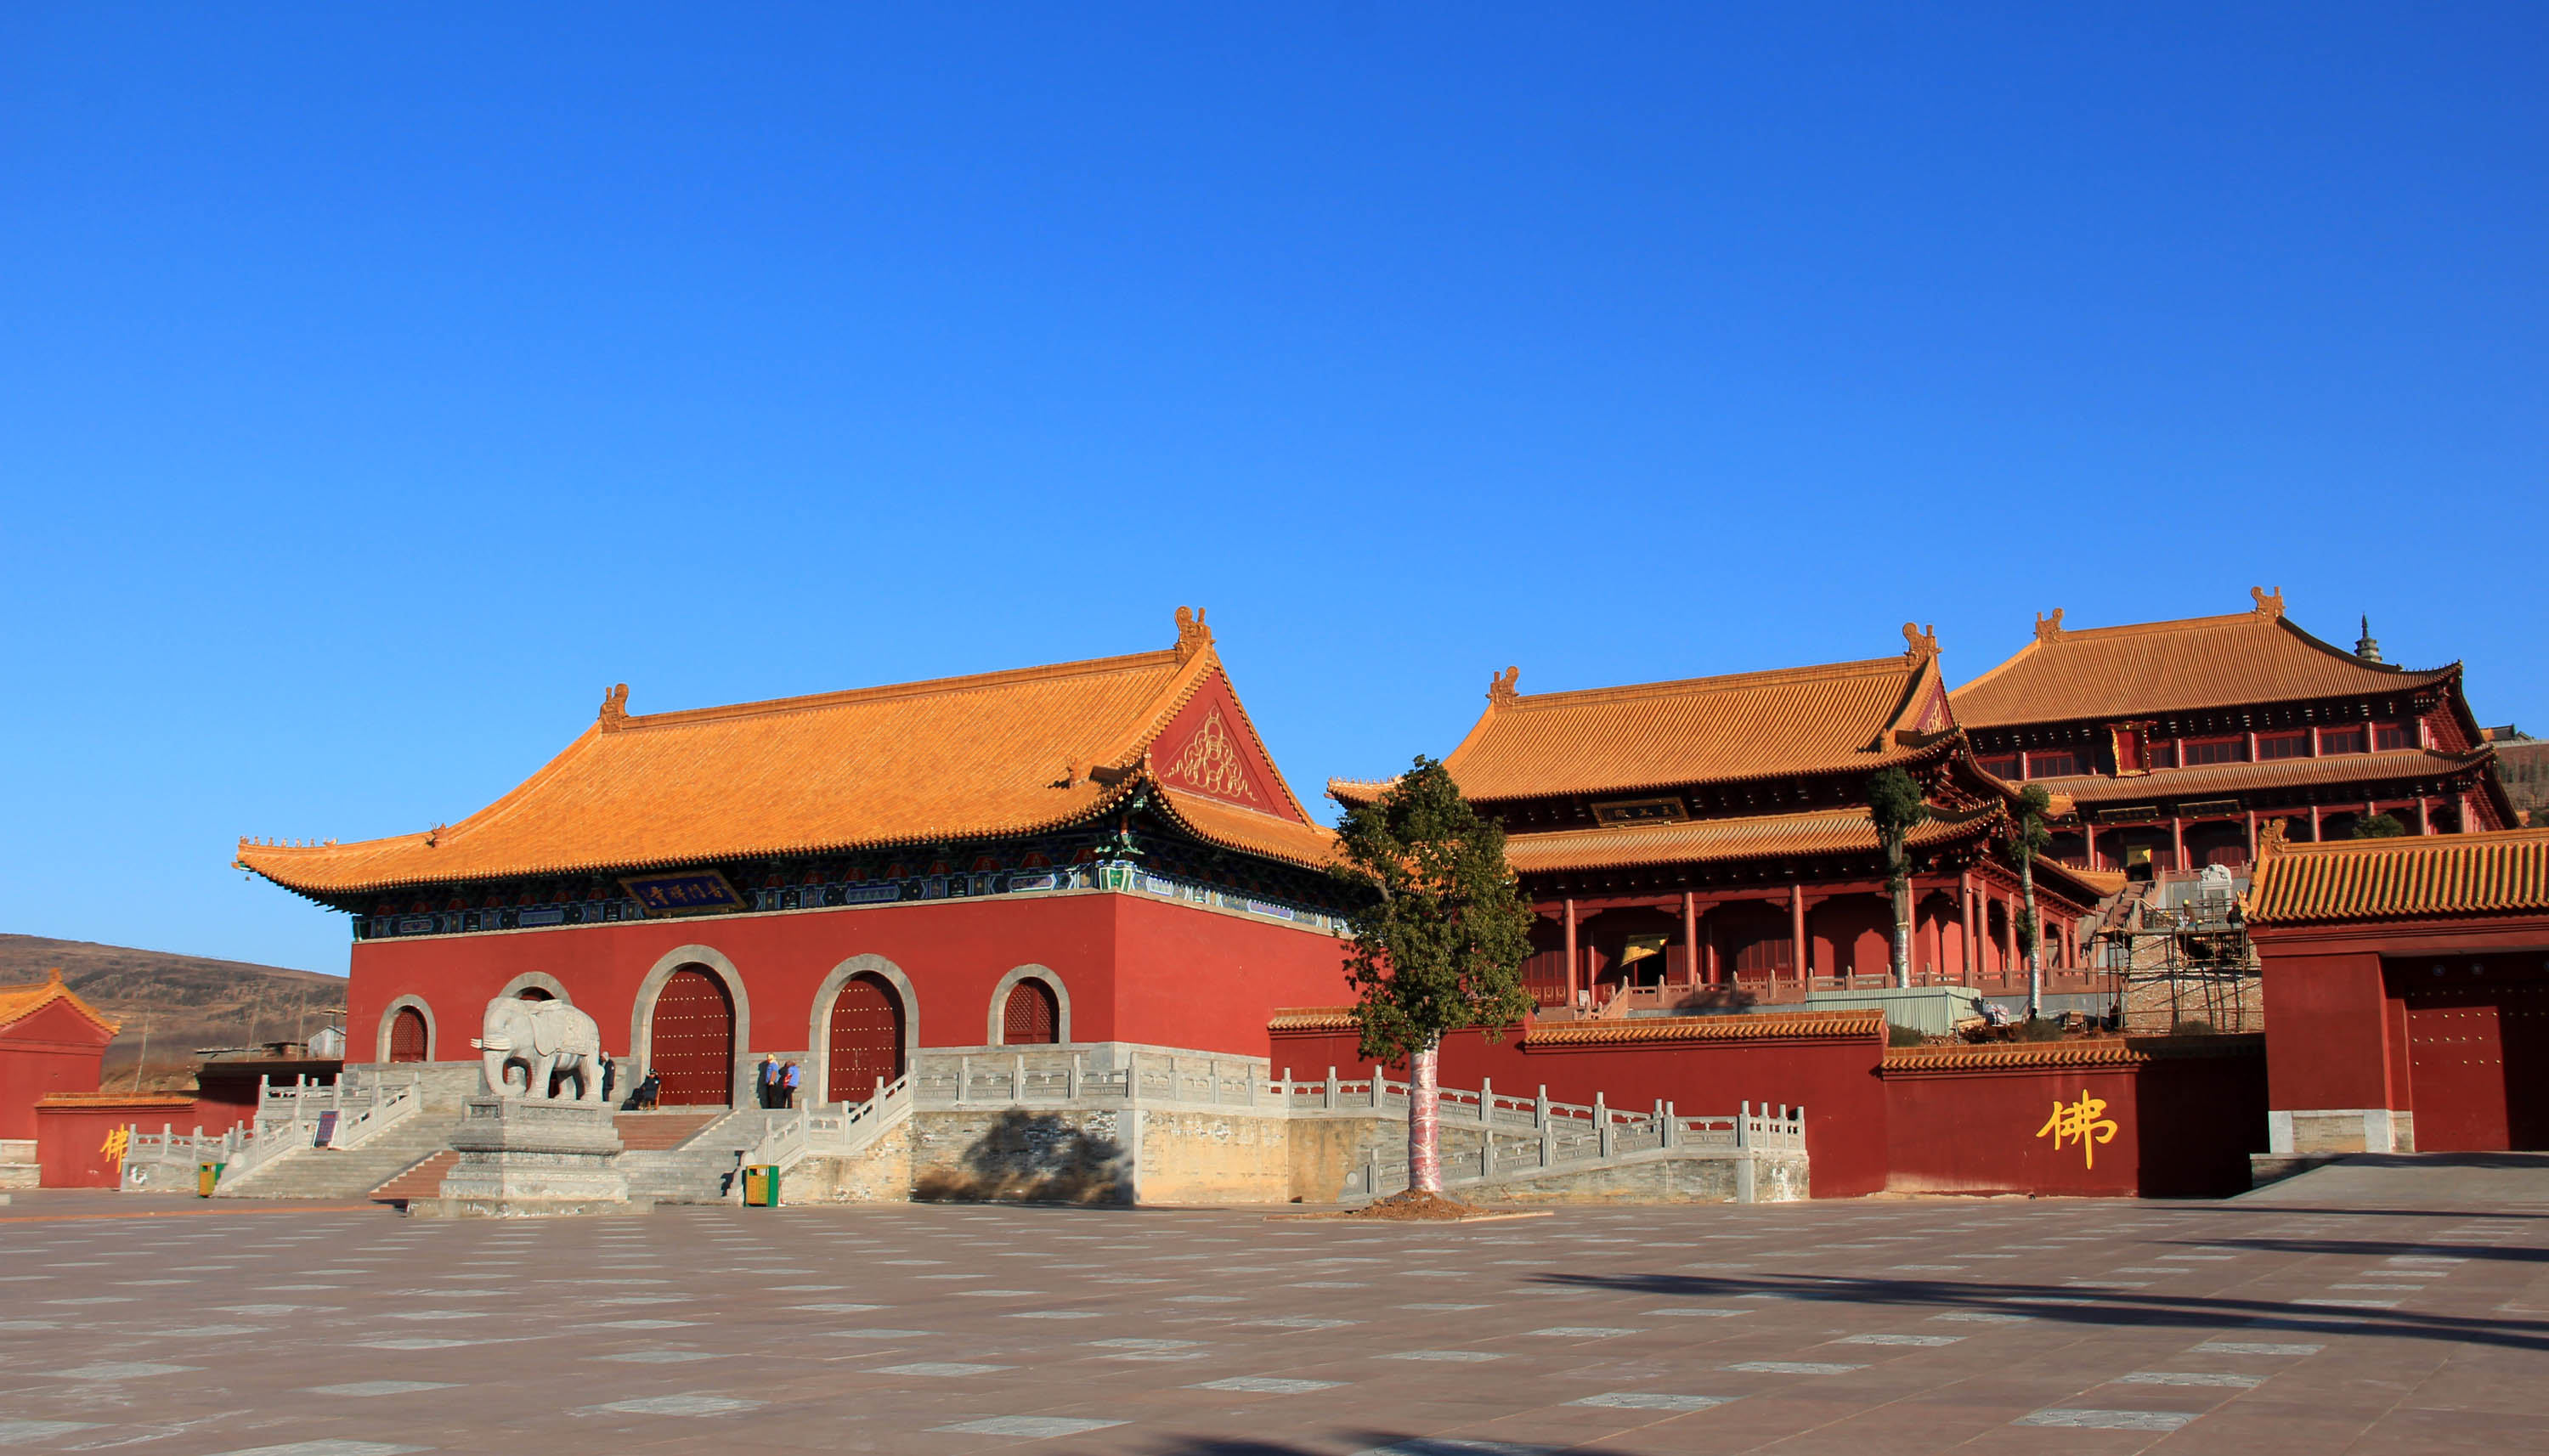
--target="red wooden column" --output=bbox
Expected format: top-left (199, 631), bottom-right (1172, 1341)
top-left (2083, 821), bottom-right (2098, 871)
top-left (2420, 795), bottom-right (2435, 834)
top-left (2170, 815), bottom-right (2186, 872)
top-left (1563, 898), bottom-right (1580, 1008)
top-left (2244, 810), bottom-right (2257, 861)
top-left (1789, 886), bottom-right (1807, 996)
top-left (2309, 804), bottom-right (2322, 841)
top-left (1680, 891), bottom-right (1698, 986)
top-left (1958, 869), bottom-right (1977, 984)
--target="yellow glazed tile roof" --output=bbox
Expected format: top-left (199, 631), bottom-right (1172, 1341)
top-left (1500, 802), bottom-right (1996, 875)
top-left (1953, 591), bottom-right (2457, 728)
top-left (0, 968), bottom-right (121, 1038)
top-left (1524, 1008), bottom-right (1884, 1047)
top-left (237, 610), bottom-right (1337, 895)
top-left (2247, 826), bottom-right (2549, 924)
top-left (1340, 634), bottom-right (1953, 806)
top-left (2025, 748), bottom-right (2495, 805)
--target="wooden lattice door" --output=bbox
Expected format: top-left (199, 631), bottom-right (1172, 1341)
top-left (827, 976), bottom-right (904, 1103)
top-left (1003, 979), bottom-right (1059, 1046)
top-left (387, 1007), bottom-right (428, 1064)
top-left (648, 968), bottom-right (735, 1106)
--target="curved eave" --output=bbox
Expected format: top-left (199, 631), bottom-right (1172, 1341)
top-left (235, 779), bottom-right (1151, 902)
top-left (1151, 785), bottom-right (1342, 872)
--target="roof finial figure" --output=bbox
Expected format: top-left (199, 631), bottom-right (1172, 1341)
top-left (1487, 665), bottom-right (1520, 708)
top-left (598, 683), bottom-right (630, 731)
top-left (1173, 606), bottom-right (1212, 663)
top-left (1902, 623), bottom-right (1940, 661)
top-left (2034, 608), bottom-right (2065, 643)
top-left (2251, 585), bottom-right (2286, 618)
top-left (2355, 615), bottom-right (2382, 663)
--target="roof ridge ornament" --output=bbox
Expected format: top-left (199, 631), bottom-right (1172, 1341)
top-left (2251, 585), bottom-right (2286, 618)
top-left (2034, 608), bottom-right (2065, 643)
top-left (1173, 606), bottom-right (1212, 663)
top-left (598, 683), bottom-right (631, 731)
top-left (1488, 665), bottom-right (1520, 708)
top-left (1902, 623), bottom-right (1940, 662)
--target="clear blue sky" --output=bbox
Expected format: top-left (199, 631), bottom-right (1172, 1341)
top-left (4, 6), bottom-right (2541, 976)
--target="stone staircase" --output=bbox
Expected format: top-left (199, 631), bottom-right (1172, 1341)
top-left (213, 1111), bottom-right (463, 1201)
top-left (372, 1150), bottom-right (460, 1204)
top-left (617, 1108), bottom-right (786, 1205)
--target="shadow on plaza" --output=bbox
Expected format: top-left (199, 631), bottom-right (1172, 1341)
top-left (1137, 1437), bottom-right (1580, 1456)
top-left (2177, 1236), bottom-right (2549, 1263)
top-left (1538, 1267), bottom-right (2549, 1353)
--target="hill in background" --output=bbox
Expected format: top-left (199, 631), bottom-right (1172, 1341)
top-left (0, 934), bottom-right (343, 1091)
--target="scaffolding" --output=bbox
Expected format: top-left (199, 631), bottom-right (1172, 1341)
top-left (2096, 870), bottom-right (2264, 1035)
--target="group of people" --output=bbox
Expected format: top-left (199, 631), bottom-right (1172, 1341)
top-left (755, 1053), bottom-right (802, 1108)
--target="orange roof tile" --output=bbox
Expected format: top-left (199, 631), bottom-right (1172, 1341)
top-left (237, 610), bottom-right (1337, 896)
top-left (2030, 748), bottom-right (2496, 805)
top-left (1268, 1007), bottom-right (1360, 1032)
top-left (1880, 1039), bottom-right (2146, 1073)
top-left (1501, 801), bottom-right (1998, 874)
top-left (1953, 594), bottom-right (2457, 728)
top-left (1392, 636), bottom-right (1955, 805)
top-left (0, 968), bottom-right (121, 1038)
top-left (1525, 1008), bottom-right (1884, 1047)
top-left (1158, 789), bottom-right (1340, 870)
top-left (2247, 826), bottom-right (2549, 924)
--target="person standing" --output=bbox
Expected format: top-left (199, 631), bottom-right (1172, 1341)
top-left (779, 1058), bottom-right (801, 1109)
top-left (755, 1053), bottom-right (778, 1108)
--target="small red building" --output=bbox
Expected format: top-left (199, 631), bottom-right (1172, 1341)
top-left (2247, 824), bottom-right (2549, 1154)
top-left (1953, 590), bottom-right (2514, 872)
top-left (236, 611), bottom-right (1350, 1103)
top-left (1, 969), bottom-right (121, 1141)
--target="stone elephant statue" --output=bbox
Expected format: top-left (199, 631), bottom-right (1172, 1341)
top-left (473, 996), bottom-right (605, 1103)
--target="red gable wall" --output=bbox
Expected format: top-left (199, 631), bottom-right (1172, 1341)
top-left (1151, 672), bottom-right (1303, 821)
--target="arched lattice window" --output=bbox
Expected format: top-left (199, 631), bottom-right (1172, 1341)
top-left (387, 1007), bottom-right (429, 1064)
top-left (1001, 979), bottom-right (1059, 1046)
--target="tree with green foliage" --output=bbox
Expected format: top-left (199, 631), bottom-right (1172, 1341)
top-left (2351, 812), bottom-right (2406, 839)
top-left (1868, 768), bottom-right (1931, 988)
top-left (2006, 782), bottom-right (2054, 1019)
top-left (1331, 756), bottom-right (1535, 1194)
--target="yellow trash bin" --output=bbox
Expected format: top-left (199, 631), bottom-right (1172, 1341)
top-left (743, 1165), bottom-right (780, 1207)
top-left (197, 1163), bottom-right (224, 1198)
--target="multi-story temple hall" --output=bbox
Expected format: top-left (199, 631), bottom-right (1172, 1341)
top-left (1331, 624), bottom-right (2115, 1008)
top-left (1952, 589), bottom-right (2516, 872)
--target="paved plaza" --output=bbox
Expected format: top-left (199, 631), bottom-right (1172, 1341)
top-left (3, 1169), bottom-right (2547, 1455)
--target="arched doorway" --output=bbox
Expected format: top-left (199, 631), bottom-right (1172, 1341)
top-left (1001, 979), bottom-right (1060, 1046)
top-left (387, 1006), bottom-right (428, 1064)
top-left (827, 974), bottom-right (906, 1103)
top-left (648, 966), bottom-right (735, 1105)
top-left (516, 986), bottom-right (553, 1001)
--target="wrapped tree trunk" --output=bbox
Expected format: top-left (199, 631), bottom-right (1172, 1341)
top-left (1891, 872), bottom-right (1912, 990)
top-left (1409, 1038), bottom-right (1443, 1193)
top-left (2021, 856), bottom-right (2042, 1021)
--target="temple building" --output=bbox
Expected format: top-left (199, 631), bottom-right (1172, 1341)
top-left (1331, 625), bottom-right (2113, 1010)
top-left (235, 610), bottom-right (1347, 1108)
top-left (1951, 589), bottom-right (2515, 873)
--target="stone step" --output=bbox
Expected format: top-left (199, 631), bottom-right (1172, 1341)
top-left (372, 1150), bottom-right (461, 1204)
top-left (613, 1111), bottom-right (723, 1150)
top-left (217, 1117), bottom-right (462, 1199)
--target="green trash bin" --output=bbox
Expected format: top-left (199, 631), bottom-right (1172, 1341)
top-left (197, 1163), bottom-right (224, 1198)
top-left (743, 1164), bottom-right (779, 1207)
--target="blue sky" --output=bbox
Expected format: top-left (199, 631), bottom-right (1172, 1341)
top-left (3, 5), bottom-right (2541, 975)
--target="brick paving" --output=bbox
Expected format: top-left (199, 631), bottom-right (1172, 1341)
top-left (1, 1177), bottom-right (2545, 1455)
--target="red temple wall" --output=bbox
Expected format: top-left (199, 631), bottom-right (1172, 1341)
top-left (1884, 1065), bottom-right (2143, 1197)
top-left (348, 891), bottom-right (1349, 1069)
top-left (35, 1096), bottom-right (196, 1188)
top-left (1108, 895), bottom-right (1351, 1053)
